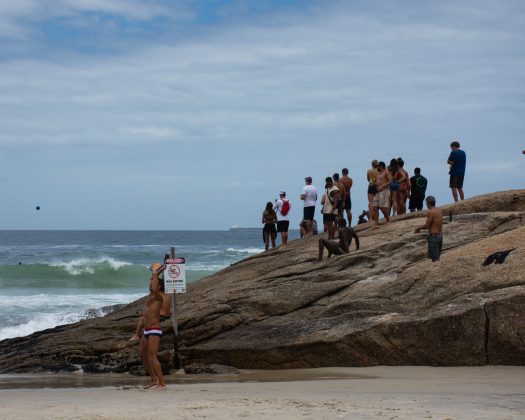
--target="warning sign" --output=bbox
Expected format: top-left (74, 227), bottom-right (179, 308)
top-left (164, 258), bottom-right (186, 294)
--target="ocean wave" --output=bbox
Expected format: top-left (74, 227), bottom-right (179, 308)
top-left (225, 247), bottom-right (264, 254)
top-left (0, 292), bottom-right (144, 340)
top-left (48, 256), bottom-right (132, 275)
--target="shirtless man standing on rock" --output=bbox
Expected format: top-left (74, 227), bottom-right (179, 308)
top-left (372, 161), bottom-right (392, 226)
top-left (414, 196), bottom-right (443, 262)
top-left (140, 262), bottom-right (167, 390)
top-left (317, 226), bottom-right (360, 262)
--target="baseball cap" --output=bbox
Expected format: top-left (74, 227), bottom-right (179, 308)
top-left (279, 191), bottom-right (286, 196)
top-left (305, 176), bottom-right (312, 182)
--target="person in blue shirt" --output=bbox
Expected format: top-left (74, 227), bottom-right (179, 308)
top-left (447, 141), bottom-right (466, 202)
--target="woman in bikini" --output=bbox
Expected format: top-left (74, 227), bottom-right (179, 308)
top-left (262, 202), bottom-right (277, 251)
top-left (367, 160), bottom-right (379, 220)
top-left (396, 158), bottom-right (410, 215)
top-left (388, 158), bottom-right (400, 217)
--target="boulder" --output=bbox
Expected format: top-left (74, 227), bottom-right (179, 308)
top-left (0, 190), bottom-right (524, 373)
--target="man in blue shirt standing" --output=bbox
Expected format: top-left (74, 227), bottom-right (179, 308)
top-left (447, 141), bottom-right (466, 202)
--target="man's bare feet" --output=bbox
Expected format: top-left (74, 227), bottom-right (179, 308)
top-left (154, 384), bottom-right (167, 390)
top-left (128, 334), bottom-right (140, 341)
top-left (143, 381), bottom-right (159, 389)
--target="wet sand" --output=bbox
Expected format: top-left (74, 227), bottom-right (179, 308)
top-left (0, 366), bottom-right (524, 419)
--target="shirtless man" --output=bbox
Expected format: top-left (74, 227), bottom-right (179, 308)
top-left (340, 168), bottom-right (353, 226)
top-left (414, 196), bottom-right (443, 262)
top-left (317, 226), bottom-right (360, 262)
top-left (129, 281), bottom-right (172, 341)
top-left (372, 161), bottom-right (392, 226)
top-left (130, 256), bottom-right (172, 341)
top-left (139, 262), bottom-right (167, 390)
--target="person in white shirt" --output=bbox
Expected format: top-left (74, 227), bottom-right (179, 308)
top-left (300, 177), bottom-right (317, 237)
top-left (273, 191), bottom-right (291, 247)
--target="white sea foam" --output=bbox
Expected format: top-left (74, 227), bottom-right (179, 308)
top-left (225, 247), bottom-right (263, 254)
top-left (48, 256), bottom-right (132, 275)
top-left (0, 292), bottom-right (144, 340)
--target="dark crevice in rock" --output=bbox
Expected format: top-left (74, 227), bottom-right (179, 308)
top-left (484, 304), bottom-right (490, 364)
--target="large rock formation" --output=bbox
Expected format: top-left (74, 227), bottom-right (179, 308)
top-left (1, 190), bottom-right (524, 373)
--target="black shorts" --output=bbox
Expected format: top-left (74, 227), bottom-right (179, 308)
top-left (344, 196), bottom-right (351, 210)
top-left (303, 206), bottom-right (315, 221)
top-left (277, 220), bottom-right (289, 232)
top-left (367, 185), bottom-right (377, 195)
top-left (263, 223), bottom-right (276, 234)
top-left (409, 193), bottom-right (425, 211)
top-left (449, 175), bottom-right (464, 189)
top-left (323, 213), bottom-right (336, 224)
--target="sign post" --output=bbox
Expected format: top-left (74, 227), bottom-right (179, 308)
top-left (166, 247), bottom-right (186, 370)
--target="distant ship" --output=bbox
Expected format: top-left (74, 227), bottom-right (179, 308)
top-left (230, 225), bottom-right (259, 232)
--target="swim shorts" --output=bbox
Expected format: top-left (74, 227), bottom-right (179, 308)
top-left (373, 189), bottom-right (390, 208)
top-left (409, 193), bottom-right (425, 211)
top-left (449, 175), bottom-right (464, 189)
top-left (277, 220), bottom-right (290, 232)
top-left (367, 184), bottom-right (377, 195)
top-left (344, 196), bottom-right (352, 210)
top-left (303, 206), bottom-right (315, 221)
top-left (427, 234), bottom-right (443, 262)
top-left (143, 328), bottom-right (162, 338)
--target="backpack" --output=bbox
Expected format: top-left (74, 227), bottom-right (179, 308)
top-left (281, 200), bottom-right (290, 216)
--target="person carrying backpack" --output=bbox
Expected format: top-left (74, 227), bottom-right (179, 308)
top-left (409, 167), bottom-right (428, 212)
top-left (273, 191), bottom-right (291, 247)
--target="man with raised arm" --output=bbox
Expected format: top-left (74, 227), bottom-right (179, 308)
top-left (414, 196), bottom-right (443, 262)
top-left (139, 262), bottom-right (167, 390)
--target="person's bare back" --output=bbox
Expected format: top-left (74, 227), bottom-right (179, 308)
top-left (425, 207), bottom-right (443, 234)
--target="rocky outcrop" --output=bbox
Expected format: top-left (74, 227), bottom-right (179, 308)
top-left (0, 190), bottom-right (524, 373)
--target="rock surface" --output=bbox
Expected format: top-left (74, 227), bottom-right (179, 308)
top-left (1, 190), bottom-right (524, 373)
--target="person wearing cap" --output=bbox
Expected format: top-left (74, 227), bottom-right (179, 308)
top-left (300, 177), bottom-right (318, 237)
top-left (273, 191), bottom-right (291, 247)
top-left (139, 262), bottom-right (167, 390)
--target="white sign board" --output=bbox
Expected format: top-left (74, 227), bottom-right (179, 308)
top-left (164, 258), bottom-right (186, 294)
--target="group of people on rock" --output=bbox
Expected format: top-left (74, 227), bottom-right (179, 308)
top-left (262, 141), bottom-right (468, 263)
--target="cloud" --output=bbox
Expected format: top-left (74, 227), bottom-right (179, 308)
top-left (0, 0), bottom-right (182, 39)
top-left (0, 0), bottom-right (523, 228)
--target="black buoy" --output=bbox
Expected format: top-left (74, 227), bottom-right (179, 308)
top-left (36, 206), bottom-right (40, 210)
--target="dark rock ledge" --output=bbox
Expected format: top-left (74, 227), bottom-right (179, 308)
top-left (1, 190), bottom-right (524, 374)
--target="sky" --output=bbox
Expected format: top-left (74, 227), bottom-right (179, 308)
top-left (0, 0), bottom-right (523, 230)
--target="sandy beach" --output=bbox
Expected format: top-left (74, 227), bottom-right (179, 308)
top-left (0, 366), bottom-right (524, 419)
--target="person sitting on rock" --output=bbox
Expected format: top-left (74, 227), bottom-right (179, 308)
top-left (317, 226), bottom-right (359, 262)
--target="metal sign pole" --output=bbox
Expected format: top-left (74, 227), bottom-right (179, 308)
top-left (170, 246), bottom-right (180, 370)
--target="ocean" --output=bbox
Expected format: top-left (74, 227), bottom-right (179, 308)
top-left (0, 230), bottom-right (298, 341)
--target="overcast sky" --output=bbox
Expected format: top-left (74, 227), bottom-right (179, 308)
top-left (0, 0), bottom-right (523, 230)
